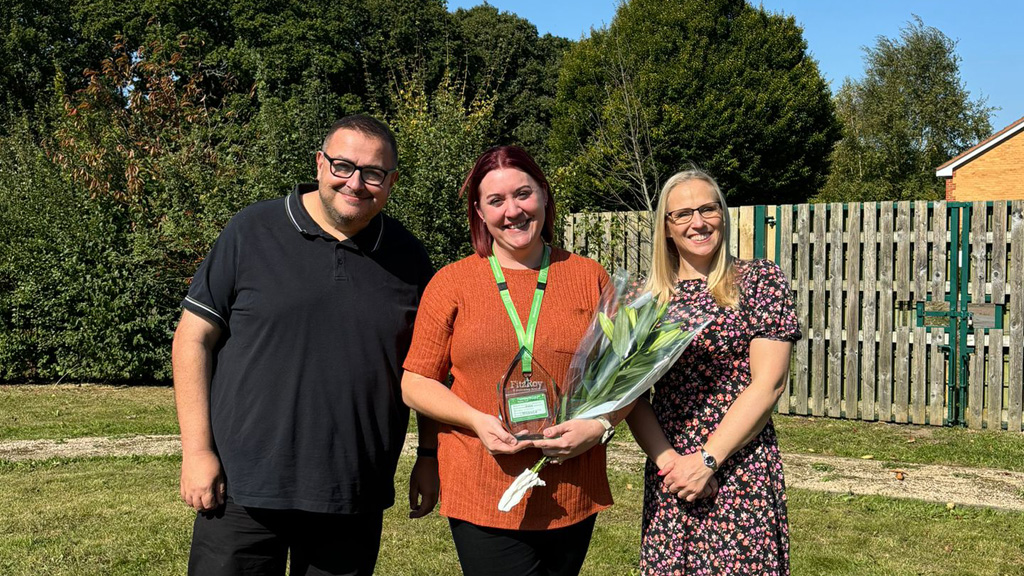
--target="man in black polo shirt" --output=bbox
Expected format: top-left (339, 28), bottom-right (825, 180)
top-left (172, 114), bottom-right (437, 575)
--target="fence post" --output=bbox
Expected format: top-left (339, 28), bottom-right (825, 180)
top-left (754, 204), bottom-right (766, 259)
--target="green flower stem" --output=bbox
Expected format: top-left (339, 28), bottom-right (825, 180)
top-left (531, 456), bottom-right (549, 474)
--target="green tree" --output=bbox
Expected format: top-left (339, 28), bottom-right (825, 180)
top-left (0, 37), bottom-right (253, 381)
top-left (550, 0), bottom-right (839, 211)
top-left (0, 0), bottom-right (560, 381)
top-left (1, 0), bottom-right (250, 121)
top-left (450, 4), bottom-right (570, 166)
top-left (226, 0), bottom-right (366, 112)
top-left (387, 67), bottom-right (497, 268)
top-left (360, 0), bottom-right (458, 117)
top-left (820, 17), bottom-right (994, 201)
top-left (0, 0), bottom-right (113, 119)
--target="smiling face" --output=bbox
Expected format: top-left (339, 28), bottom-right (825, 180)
top-left (475, 167), bottom-right (547, 266)
top-left (314, 128), bottom-right (396, 238)
top-left (664, 178), bottom-right (725, 279)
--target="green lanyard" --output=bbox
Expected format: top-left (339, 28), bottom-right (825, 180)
top-left (488, 244), bottom-right (550, 374)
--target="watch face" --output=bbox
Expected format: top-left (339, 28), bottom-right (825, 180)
top-left (701, 449), bottom-right (716, 470)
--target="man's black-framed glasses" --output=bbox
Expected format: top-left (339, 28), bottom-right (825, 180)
top-left (665, 202), bottom-right (723, 224)
top-left (321, 152), bottom-right (395, 186)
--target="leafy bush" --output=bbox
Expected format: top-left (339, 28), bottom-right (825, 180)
top-left (0, 37), bottom-right (261, 382)
top-left (0, 115), bottom-right (175, 380)
top-left (387, 69), bottom-right (497, 268)
top-left (0, 36), bottom-right (501, 382)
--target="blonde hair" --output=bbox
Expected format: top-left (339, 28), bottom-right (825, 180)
top-left (645, 169), bottom-right (739, 308)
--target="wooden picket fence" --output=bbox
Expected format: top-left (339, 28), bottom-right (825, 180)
top-left (561, 201), bottom-right (1024, 432)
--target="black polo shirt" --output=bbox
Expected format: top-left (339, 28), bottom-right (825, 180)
top-left (182, 184), bottom-right (433, 514)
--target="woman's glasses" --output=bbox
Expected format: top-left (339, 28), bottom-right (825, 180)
top-left (665, 202), bottom-right (723, 224)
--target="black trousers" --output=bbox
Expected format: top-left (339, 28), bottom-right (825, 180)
top-left (188, 500), bottom-right (384, 576)
top-left (449, 514), bottom-right (597, 576)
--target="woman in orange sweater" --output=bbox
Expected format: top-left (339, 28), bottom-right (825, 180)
top-left (401, 145), bottom-right (623, 576)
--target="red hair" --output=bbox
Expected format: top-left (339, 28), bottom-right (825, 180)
top-left (459, 145), bottom-right (556, 257)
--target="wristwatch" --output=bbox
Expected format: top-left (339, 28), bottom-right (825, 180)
top-left (700, 447), bottom-right (718, 471)
top-left (595, 416), bottom-right (616, 445)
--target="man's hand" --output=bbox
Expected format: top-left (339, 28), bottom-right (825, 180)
top-left (173, 310), bottom-right (224, 512)
top-left (408, 456), bottom-right (439, 519)
top-left (180, 449), bottom-right (226, 512)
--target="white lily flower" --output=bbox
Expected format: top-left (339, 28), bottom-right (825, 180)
top-left (498, 458), bottom-right (548, 512)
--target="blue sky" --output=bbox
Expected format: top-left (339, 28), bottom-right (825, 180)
top-left (447, 0), bottom-right (1023, 132)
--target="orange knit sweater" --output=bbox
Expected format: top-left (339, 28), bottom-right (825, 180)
top-left (403, 247), bottom-right (612, 530)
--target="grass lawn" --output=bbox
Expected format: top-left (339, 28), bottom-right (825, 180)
top-left (774, 415), bottom-right (1024, 473)
top-left (0, 456), bottom-right (193, 575)
top-left (2, 454), bottom-right (1023, 575)
top-left (0, 385), bottom-right (178, 440)
top-left (4, 385), bottom-right (1024, 574)
top-left (3, 384), bottom-right (1024, 473)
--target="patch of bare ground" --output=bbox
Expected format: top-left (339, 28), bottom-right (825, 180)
top-left (782, 454), bottom-right (1024, 512)
top-left (603, 441), bottom-right (1024, 512)
top-left (2, 434), bottom-right (1022, 512)
top-left (0, 435), bottom-right (181, 461)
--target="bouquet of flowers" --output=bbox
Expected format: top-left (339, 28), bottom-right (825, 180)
top-left (498, 270), bottom-right (708, 512)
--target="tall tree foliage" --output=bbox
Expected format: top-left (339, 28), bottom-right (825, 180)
top-left (360, 0), bottom-right (461, 117)
top-left (550, 0), bottom-right (840, 211)
top-left (0, 0), bottom-right (113, 118)
top-left (387, 68), bottom-right (497, 268)
top-left (821, 17), bottom-right (994, 201)
top-left (450, 5), bottom-right (570, 166)
top-left (0, 0), bottom-right (608, 382)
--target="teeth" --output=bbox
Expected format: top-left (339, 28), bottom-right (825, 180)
top-left (506, 220), bottom-right (529, 230)
top-left (690, 233), bottom-right (710, 241)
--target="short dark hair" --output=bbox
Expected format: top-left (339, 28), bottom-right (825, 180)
top-left (322, 114), bottom-right (398, 167)
top-left (459, 145), bottom-right (556, 257)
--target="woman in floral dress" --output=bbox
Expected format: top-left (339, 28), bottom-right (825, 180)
top-left (626, 168), bottom-right (801, 575)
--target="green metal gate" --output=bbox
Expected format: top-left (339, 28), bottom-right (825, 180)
top-left (912, 203), bottom-right (1006, 427)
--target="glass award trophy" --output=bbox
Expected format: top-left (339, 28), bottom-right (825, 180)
top-left (497, 347), bottom-right (560, 440)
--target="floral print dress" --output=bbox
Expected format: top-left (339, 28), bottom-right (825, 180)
top-left (639, 259), bottom-right (801, 576)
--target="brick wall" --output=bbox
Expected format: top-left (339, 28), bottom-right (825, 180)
top-left (945, 128), bottom-right (1024, 201)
